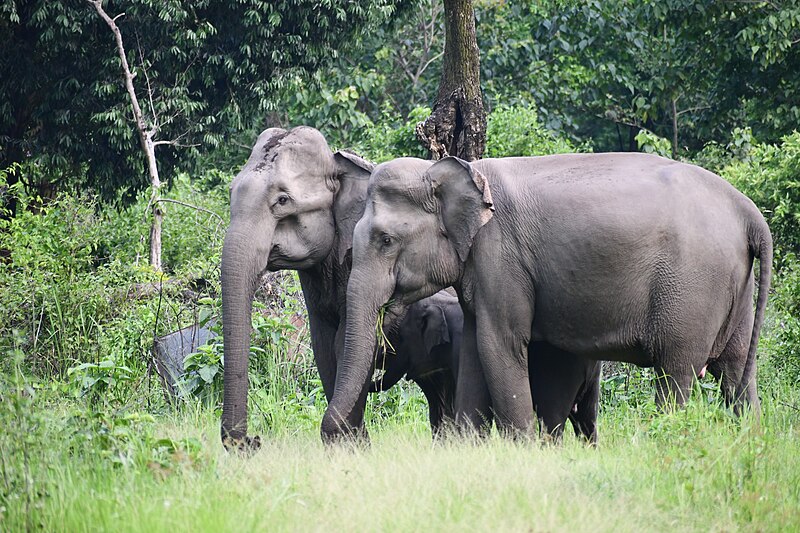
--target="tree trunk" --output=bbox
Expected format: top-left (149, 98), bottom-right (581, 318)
top-left (90, 0), bottom-right (162, 271)
top-left (671, 97), bottom-right (678, 159)
top-left (416, 0), bottom-right (486, 161)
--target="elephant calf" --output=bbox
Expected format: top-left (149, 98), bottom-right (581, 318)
top-left (377, 291), bottom-right (601, 441)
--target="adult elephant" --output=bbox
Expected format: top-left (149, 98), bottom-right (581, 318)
top-left (221, 126), bottom-right (379, 449)
top-left (321, 154), bottom-right (772, 440)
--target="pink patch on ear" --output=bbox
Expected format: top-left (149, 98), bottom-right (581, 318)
top-left (699, 365), bottom-right (708, 379)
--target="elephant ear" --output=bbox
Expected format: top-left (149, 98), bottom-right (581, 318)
top-left (422, 304), bottom-right (451, 354)
top-left (427, 156), bottom-right (494, 262)
top-left (332, 151), bottom-right (374, 265)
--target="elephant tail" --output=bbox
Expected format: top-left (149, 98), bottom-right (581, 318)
top-left (737, 216), bottom-right (773, 410)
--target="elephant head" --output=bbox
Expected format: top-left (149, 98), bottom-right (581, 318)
top-left (221, 126), bottom-right (372, 449)
top-left (321, 156), bottom-right (493, 440)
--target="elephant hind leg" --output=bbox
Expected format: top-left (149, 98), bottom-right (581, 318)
top-left (569, 363), bottom-right (601, 444)
top-left (653, 338), bottom-right (714, 410)
top-left (654, 362), bottom-right (695, 410)
top-left (708, 309), bottom-right (759, 415)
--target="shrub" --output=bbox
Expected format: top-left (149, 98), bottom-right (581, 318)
top-left (720, 133), bottom-right (800, 386)
top-left (721, 131), bottom-right (800, 259)
top-left (485, 104), bottom-right (576, 157)
top-left (353, 106), bottom-right (431, 163)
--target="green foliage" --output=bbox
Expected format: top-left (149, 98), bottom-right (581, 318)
top-left (693, 127), bottom-right (756, 174)
top-left (280, 68), bottom-right (384, 148)
top-left (67, 359), bottom-right (134, 405)
top-left (0, 0), bottom-right (407, 203)
top-left (760, 257), bottom-right (800, 385)
top-left (635, 130), bottom-right (672, 158)
top-left (722, 131), bottom-right (800, 257)
top-left (0, 165), bottom-right (231, 387)
top-left (485, 104), bottom-right (576, 158)
top-left (720, 132), bottom-right (800, 385)
top-left (353, 106), bottom-right (431, 163)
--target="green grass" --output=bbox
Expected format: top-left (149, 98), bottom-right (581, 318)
top-left (3, 383), bottom-right (800, 532)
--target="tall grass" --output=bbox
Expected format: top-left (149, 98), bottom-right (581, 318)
top-left (3, 367), bottom-right (799, 532)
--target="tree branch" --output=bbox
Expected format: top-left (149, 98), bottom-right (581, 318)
top-left (155, 198), bottom-right (224, 223)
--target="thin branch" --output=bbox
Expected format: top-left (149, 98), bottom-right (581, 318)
top-left (89, 0), bottom-right (149, 160)
top-left (418, 51), bottom-right (444, 79)
top-left (136, 31), bottom-right (159, 127)
top-left (152, 137), bottom-right (199, 149)
top-left (155, 198), bottom-right (224, 223)
top-left (676, 105), bottom-right (711, 117)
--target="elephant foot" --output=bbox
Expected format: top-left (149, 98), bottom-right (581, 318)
top-left (222, 434), bottom-right (262, 455)
top-left (320, 418), bottom-right (370, 447)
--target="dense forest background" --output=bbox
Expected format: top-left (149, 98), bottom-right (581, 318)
top-left (1, 1), bottom-right (800, 529)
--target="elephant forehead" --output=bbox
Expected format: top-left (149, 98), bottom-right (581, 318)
top-left (369, 158), bottom-right (433, 203)
top-left (369, 176), bottom-right (435, 215)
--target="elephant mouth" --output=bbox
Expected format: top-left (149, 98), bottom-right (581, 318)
top-left (267, 254), bottom-right (318, 271)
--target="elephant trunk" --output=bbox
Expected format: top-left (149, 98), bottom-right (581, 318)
top-left (220, 221), bottom-right (273, 448)
top-left (321, 268), bottom-right (394, 442)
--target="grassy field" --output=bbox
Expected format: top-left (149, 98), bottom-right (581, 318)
top-left (3, 379), bottom-right (800, 533)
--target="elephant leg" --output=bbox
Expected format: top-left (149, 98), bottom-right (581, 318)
top-left (454, 311), bottom-right (493, 435)
top-left (708, 307), bottom-right (759, 415)
top-left (654, 362), bottom-right (694, 409)
top-left (569, 361), bottom-right (601, 444)
top-left (653, 340), bottom-right (710, 410)
top-left (416, 372), bottom-right (455, 437)
top-left (475, 301), bottom-right (535, 436)
top-left (529, 343), bottom-right (592, 442)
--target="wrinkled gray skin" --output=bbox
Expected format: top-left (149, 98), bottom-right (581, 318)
top-left (221, 126), bottom-right (451, 448)
top-left (221, 126), bottom-right (376, 449)
top-left (322, 154), bottom-right (772, 439)
top-left (376, 291), bottom-right (601, 441)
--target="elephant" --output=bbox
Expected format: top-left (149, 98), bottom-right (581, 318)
top-left (321, 153), bottom-right (772, 440)
top-left (376, 290), bottom-right (601, 441)
top-left (221, 126), bottom-right (377, 449)
top-left (221, 126), bottom-right (602, 448)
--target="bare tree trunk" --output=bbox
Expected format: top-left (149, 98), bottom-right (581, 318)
top-left (671, 97), bottom-right (678, 159)
top-left (90, 0), bottom-right (162, 271)
top-left (416, 0), bottom-right (486, 161)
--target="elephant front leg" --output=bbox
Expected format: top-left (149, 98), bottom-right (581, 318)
top-left (476, 304), bottom-right (535, 437)
top-left (454, 311), bottom-right (493, 435)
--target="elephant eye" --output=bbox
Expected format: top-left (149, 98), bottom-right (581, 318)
top-left (276, 194), bottom-right (289, 206)
top-left (381, 235), bottom-right (392, 246)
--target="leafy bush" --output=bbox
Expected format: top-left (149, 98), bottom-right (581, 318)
top-left (635, 130), bottom-right (672, 158)
top-left (693, 127), bottom-right (756, 174)
top-left (720, 133), bottom-right (800, 385)
top-left (485, 104), bottom-right (576, 157)
top-left (0, 163), bottom-right (232, 403)
top-left (279, 68), bottom-right (385, 148)
top-left (354, 106), bottom-right (431, 163)
top-left (760, 256), bottom-right (800, 385)
top-left (722, 131), bottom-right (800, 258)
